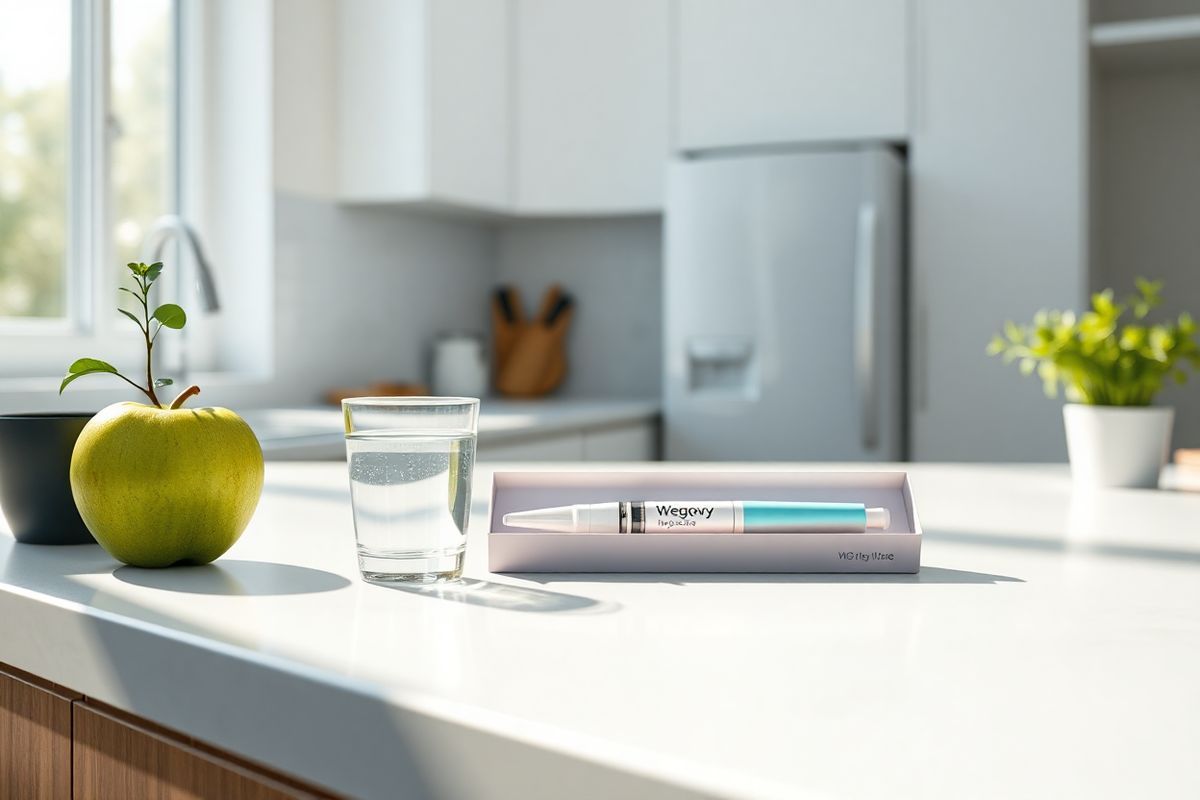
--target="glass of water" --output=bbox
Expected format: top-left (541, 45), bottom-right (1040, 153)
top-left (342, 397), bottom-right (479, 583)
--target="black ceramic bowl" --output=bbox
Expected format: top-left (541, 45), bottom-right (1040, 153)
top-left (0, 413), bottom-right (96, 545)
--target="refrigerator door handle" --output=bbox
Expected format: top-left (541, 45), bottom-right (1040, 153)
top-left (854, 203), bottom-right (879, 451)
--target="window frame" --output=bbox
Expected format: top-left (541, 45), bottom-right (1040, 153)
top-left (0, 0), bottom-right (181, 377)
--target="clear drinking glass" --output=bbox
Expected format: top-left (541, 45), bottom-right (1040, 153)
top-left (343, 397), bottom-right (479, 583)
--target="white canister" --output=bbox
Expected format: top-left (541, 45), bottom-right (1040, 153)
top-left (431, 333), bottom-right (488, 398)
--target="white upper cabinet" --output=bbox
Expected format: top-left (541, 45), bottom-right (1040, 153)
top-left (675, 0), bottom-right (910, 151)
top-left (513, 0), bottom-right (670, 214)
top-left (338, 0), bottom-right (510, 209)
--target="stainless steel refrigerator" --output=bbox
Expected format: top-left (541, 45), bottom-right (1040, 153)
top-left (663, 146), bottom-right (905, 461)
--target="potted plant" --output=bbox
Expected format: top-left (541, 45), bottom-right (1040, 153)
top-left (989, 279), bottom-right (1200, 488)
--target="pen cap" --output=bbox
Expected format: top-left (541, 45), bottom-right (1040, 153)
top-left (503, 505), bottom-right (577, 531)
top-left (502, 502), bottom-right (620, 532)
top-left (865, 507), bottom-right (890, 530)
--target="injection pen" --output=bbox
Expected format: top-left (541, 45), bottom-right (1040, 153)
top-left (502, 501), bottom-right (891, 534)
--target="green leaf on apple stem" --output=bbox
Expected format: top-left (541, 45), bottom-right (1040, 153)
top-left (62, 261), bottom-right (197, 406)
top-left (68, 357), bottom-right (117, 373)
top-left (152, 303), bottom-right (186, 329)
top-left (59, 358), bottom-right (119, 394)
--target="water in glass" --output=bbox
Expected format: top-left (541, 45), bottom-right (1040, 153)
top-left (346, 430), bottom-right (475, 582)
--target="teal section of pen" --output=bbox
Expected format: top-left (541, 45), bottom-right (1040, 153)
top-left (742, 502), bottom-right (866, 531)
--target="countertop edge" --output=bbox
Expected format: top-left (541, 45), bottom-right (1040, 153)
top-left (0, 579), bottom-right (775, 800)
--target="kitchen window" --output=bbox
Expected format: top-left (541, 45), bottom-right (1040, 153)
top-left (0, 0), bottom-right (184, 376)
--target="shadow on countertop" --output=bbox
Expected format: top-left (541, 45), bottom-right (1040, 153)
top-left (511, 566), bottom-right (1023, 585)
top-left (113, 559), bottom-right (351, 596)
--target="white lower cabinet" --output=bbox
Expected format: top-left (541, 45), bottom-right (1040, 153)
top-left (582, 423), bottom-right (658, 461)
top-left (481, 433), bottom-right (586, 462)
top-left (479, 422), bottom-right (658, 462)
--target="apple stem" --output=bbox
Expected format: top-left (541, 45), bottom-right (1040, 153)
top-left (169, 385), bottom-right (201, 410)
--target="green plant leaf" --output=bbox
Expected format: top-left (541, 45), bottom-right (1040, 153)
top-left (152, 303), bottom-right (187, 329)
top-left (1136, 277), bottom-right (1162, 297)
top-left (59, 358), bottom-right (119, 394)
top-left (118, 308), bottom-right (143, 330)
top-left (993, 279), bottom-right (1200, 406)
top-left (1092, 290), bottom-right (1114, 315)
top-left (154, 378), bottom-right (174, 388)
top-left (1119, 325), bottom-right (1146, 350)
top-left (68, 357), bottom-right (117, 374)
top-left (144, 261), bottom-right (164, 284)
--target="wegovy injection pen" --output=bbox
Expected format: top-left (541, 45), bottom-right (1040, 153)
top-left (502, 501), bottom-right (891, 533)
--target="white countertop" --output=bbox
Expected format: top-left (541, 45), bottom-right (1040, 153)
top-left (2, 463), bottom-right (1200, 798)
top-left (240, 398), bottom-right (660, 455)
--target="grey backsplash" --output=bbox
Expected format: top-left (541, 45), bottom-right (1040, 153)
top-left (494, 216), bottom-right (662, 399)
top-left (275, 193), bottom-right (663, 402)
top-left (274, 192), bottom-right (493, 400)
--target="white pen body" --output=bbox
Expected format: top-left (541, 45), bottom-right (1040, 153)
top-left (503, 501), bottom-right (889, 533)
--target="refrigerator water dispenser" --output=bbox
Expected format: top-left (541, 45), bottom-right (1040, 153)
top-left (686, 337), bottom-right (757, 398)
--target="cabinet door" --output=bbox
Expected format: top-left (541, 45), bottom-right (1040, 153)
top-left (582, 422), bottom-right (659, 460)
top-left (514, 0), bottom-right (670, 213)
top-left (338, 0), bottom-right (510, 208)
top-left (909, 0), bottom-right (1087, 460)
top-left (479, 433), bottom-right (586, 461)
top-left (0, 664), bottom-right (76, 800)
top-left (676, 0), bottom-right (909, 150)
top-left (73, 702), bottom-right (326, 799)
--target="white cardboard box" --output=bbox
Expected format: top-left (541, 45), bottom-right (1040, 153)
top-left (488, 470), bottom-right (922, 573)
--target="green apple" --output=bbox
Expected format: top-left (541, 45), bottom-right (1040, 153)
top-left (70, 400), bottom-right (264, 568)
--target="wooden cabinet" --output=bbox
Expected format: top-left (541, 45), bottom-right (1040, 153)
top-left (0, 662), bottom-right (331, 799)
top-left (513, 0), bottom-right (670, 213)
top-left (0, 665), bottom-right (76, 800)
top-left (337, 0), bottom-right (510, 209)
top-left (72, 703), bottom-right (322, 800)
top-left (675, 0), bottom-right (910, 151)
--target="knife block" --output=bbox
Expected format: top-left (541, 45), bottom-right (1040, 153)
top-left (492, 287), bottom-right (573, 398)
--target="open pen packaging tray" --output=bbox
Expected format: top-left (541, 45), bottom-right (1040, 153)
top-left (488, 470), bottom-right (922, 573)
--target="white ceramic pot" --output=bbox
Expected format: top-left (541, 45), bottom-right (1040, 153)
top-left (1062, 404), bottom-right (1174, 489)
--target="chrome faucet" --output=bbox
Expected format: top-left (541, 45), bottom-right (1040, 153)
top-left (140, 215), bottom-right (220, 380)
top-left (140, 215), bottom-right (220, 312)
